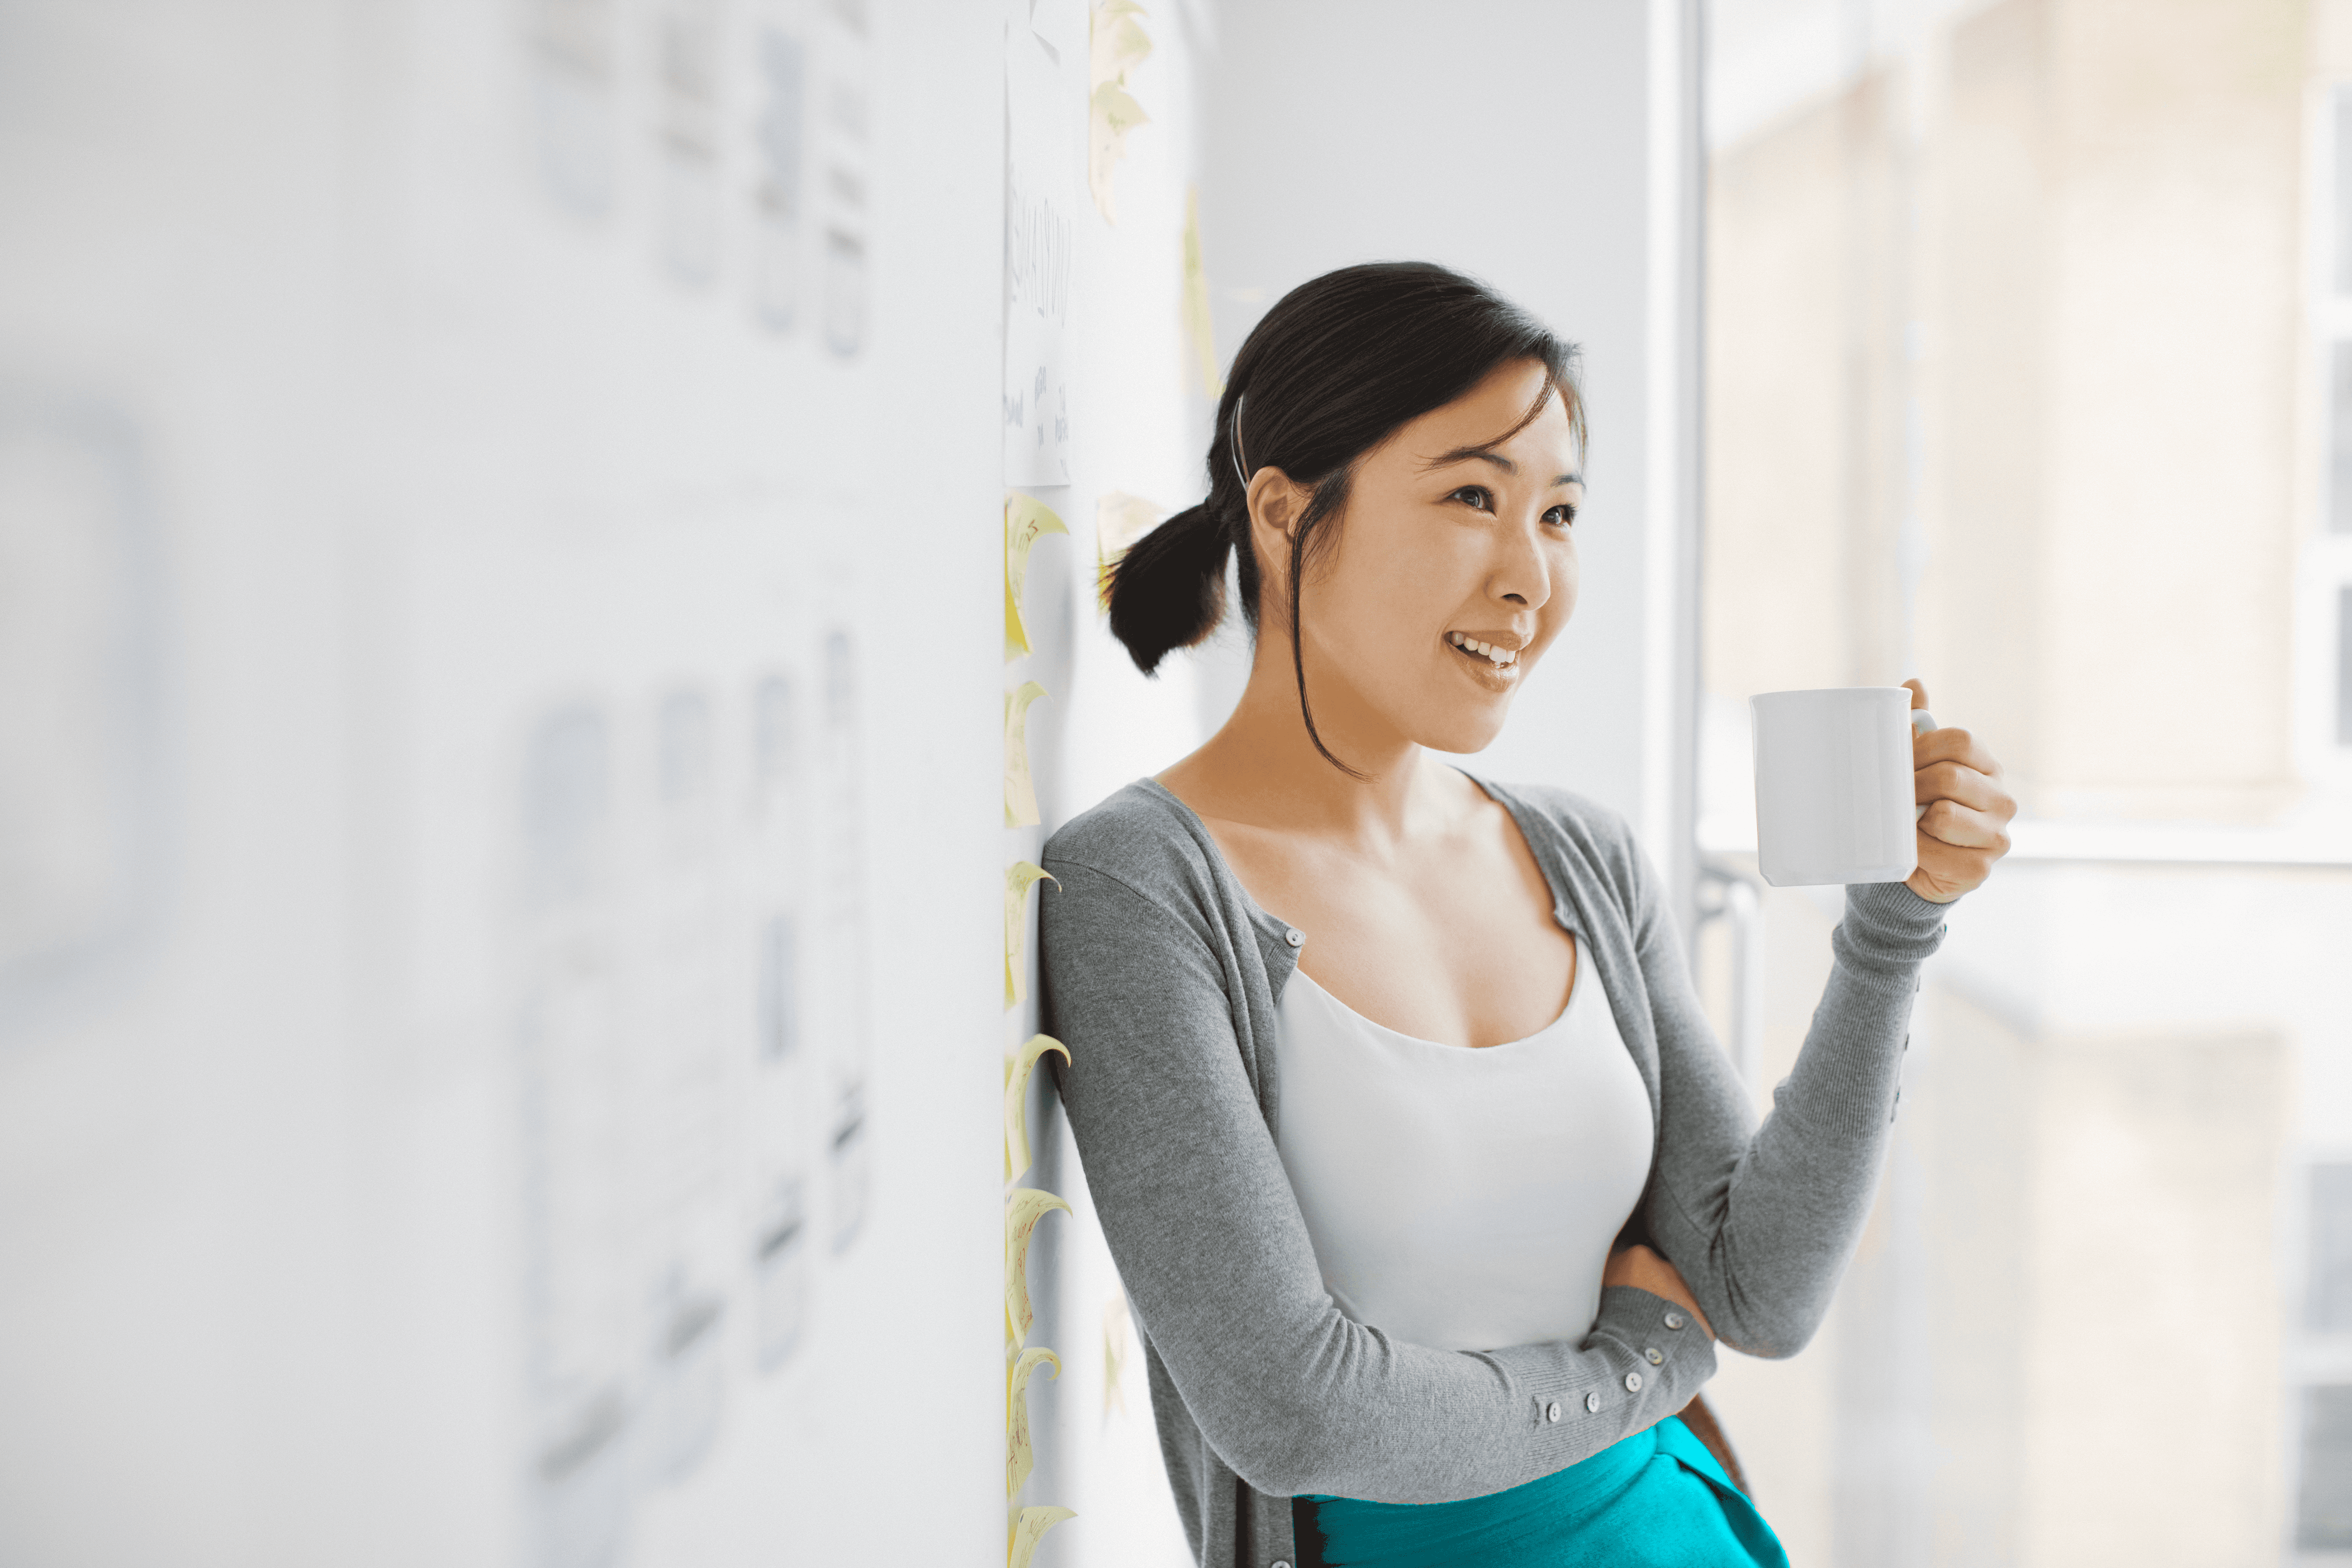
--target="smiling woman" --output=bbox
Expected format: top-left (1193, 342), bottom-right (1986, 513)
top-left (1108, 263), bottom-right (1587, 776)
top-left (1045, 263), bottom-right (2007, 1568)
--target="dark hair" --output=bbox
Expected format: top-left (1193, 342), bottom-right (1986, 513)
top-left (1104, 261), bottom-right (1583, 775)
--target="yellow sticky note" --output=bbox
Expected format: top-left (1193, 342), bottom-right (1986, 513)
top-left (1006, 1186), bottom-right (1072, 1349)
top-left (1009, 1506), bottom-right (1076, 1568)
top-left (1004, 1034), bottom-right (1072, 1182)
top-left (1094, 492), bottom-right (1167, 608)
top-left (1181, 187), bottom-right (1223, 397)
top-left (1087, 0), bottom-right (1152, 224)
top-left (1005, 682), bottom-right (1048, 828)
top-left (1006, 860), bottom-right (1057, 1009)
top-left (1102, 1293), bottom-right (1132, 1419)
top-left (1006, 1345), bottom-right (1062, 1499)
top-left (1006, 493), bottom-right (1069, 662)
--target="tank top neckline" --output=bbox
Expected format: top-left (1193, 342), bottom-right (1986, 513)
top-left (1283, 937), bottom-right (1583, 1056)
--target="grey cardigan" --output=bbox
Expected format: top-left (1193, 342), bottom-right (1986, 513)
top-left (1038, 776), bottom-right (1948, 1568)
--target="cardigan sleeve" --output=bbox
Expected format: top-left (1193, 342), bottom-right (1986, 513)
top-left (1040, 847), bottom-right (1719, 1505)
top-left (1629, 843), bottom-right (1950, 1358)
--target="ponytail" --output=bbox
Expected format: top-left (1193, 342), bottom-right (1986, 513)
top-left (1105, 501), bottom-right (1234, 674)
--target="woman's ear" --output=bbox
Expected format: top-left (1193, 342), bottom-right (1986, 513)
top-left (1244, 467), bottom-right (1309, 596)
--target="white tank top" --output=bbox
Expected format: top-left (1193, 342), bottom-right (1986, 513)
top-left (1272, 943), bottom-right (1654, 1352)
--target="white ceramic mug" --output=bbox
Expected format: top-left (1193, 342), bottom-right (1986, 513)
top-left (1749, 687), bottom-right (1932, 887)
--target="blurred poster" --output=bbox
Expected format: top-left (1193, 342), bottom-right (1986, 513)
top-left (531, 0), bottom-right (617, 218)
top-left (514, 705), bottom-right (633, 1568)
top-left (0, 402), bottom-right (160, 1032)
top-left (655, 0), bottom-right (722, 286)
top-left (1003, 19), bottom-right (1076, 485)
top-left (817, 0), bottom-right (874, 358)
top-left (748, 7), bottom-right (808, 333)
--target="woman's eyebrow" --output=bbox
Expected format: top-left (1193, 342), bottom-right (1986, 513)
top-left (1424, 446), bottom-right (1583, 488)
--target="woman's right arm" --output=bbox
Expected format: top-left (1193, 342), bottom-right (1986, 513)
top-left (1039, 853), bottom-right (1717, 1505)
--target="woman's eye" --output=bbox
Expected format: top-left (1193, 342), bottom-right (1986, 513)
top-left (1545, 504), bottom-right (1578, 527)
top-left (1450, 486), bottom-right (1492, 511)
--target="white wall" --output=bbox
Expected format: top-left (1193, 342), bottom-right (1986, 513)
top-left (0, 2), bottom-right (1006, 1563)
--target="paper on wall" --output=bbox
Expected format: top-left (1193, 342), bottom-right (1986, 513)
top-left (1005, 23), bottom-right (1077, 484)
top-left (1102, 1292), bottom-right (1132, 1419)
top-left (1004, 1033), bottom-right (1071, 1182)
top-left (1005, 681), bottom-right (1048, 827)
top-left (1009, 1506), bottom-right (1077, 1568)
top-left (1093, 491), bottom-right (1167, 607)
top-left (1182, 186), bottom-right (1223, 397)
top-left (1005, 492), bottom-right (1068, 661)
top-left (1005, 860), bottom-right (1057, 1008)
top-left (1087, 0), bottom-right (1152, 222)
top-left (1005, 1186), bottom-right (1071, 1348)
top-left (1006, 1345), bottom-right (1062, 1498)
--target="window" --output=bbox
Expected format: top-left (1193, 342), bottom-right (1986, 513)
top-left (2302, 1385), bottom-right (2352, 1550)
top-left (2308, 91), bottom-right (2352, 768)
top-left (2315, 1163), bottom-right (2352, 1336)
top-left (2302, 1166), bottom-right (2352, 1550)
top-left (2341, 587), bottom-right (2352, 748)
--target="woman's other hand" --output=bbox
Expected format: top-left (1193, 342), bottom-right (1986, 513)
top-left (1903, 679), bottom-right (2015, 905)
top-left (1601, 1245), bottom-right (1715, 1342)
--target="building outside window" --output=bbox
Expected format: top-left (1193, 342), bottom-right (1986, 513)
top-left (1701, 3), bottom-right (2352, 1562)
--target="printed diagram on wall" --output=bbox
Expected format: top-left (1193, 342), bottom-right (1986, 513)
top-left (0, 400), bottom-right (163, 1034)
top-left (516, 705), bottom-right (633, 1568)
top-left (655, 0), bottom-right (723, 285)
top-left (509, 625), bottom-right (872, 1567)
top-left (531, 0), bottom-right (618, 218)
top-left (816, 0), bottom-right (874, 357)
top-left (747, 4), bottom-right (808, 333)
top-left (814, 629), bottom-right (874, 1248)
top-left (641, 688), bottom-right (730, 1480)
top-left (747, 673), bottom-right (813, 1369)
top-left (1004, 21), bottom-right (1076, 485)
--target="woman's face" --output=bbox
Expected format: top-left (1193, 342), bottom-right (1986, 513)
top-left (1260, 357), bottom-right (1583, 758)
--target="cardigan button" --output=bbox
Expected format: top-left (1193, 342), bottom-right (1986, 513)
top-left (1624, 1371), bottom-right (1643, 1392)
top-left (1644, 1347), bottom-right (1664, 1365)
top-left (1545, 1400), bottom-right (1561, 1422)
top-left (1585, 1392), bottom-right (1601, 1413)
top-left (1283, 928), bottom-right (1304, 948)
top-left (1664, 1312), bottom-right (1685, 1330)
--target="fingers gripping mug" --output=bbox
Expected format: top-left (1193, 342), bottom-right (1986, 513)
top-left (1749, 687), bottom-right (1935, 887)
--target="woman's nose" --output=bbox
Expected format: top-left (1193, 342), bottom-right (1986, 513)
top-left (1494, 519), bottom-right (1553, 609)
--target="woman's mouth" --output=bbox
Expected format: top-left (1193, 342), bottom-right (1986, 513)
top-left (1446, 630), bottom-right (1520, 672)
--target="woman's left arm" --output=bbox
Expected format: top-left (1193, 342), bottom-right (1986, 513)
top-left (1636, 688), bottom-right (2014, 1357)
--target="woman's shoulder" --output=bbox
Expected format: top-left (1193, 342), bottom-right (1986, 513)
top-left (1040, 778), bottom-right (1221, 907)
top-left (1468, 774), bottom-right (1650, 900)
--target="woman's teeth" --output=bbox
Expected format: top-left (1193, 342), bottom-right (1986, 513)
top-left (1447, 632), bottom-right (1517, 667)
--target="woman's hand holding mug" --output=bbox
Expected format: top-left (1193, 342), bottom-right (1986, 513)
top-left (1601, 1244), bottom-right (1715, 1342)
top-left (1901, 678), bottom-right (2016, 905)
top-left (1749, 678), bottom-right (2015, 900)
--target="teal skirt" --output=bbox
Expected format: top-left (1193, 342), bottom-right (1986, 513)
top-left (1302, 1416), bottom-right (1787, 1568)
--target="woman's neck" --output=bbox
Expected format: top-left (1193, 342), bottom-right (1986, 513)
top-left (1161, 640), bottom-right (1453, 849)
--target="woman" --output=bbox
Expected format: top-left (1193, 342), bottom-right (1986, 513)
top-left (1037, 263), bottom-right (2013, 1568)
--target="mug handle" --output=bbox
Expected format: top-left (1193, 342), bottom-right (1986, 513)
top-left (1911, 709), bottom-right (1936, 821)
